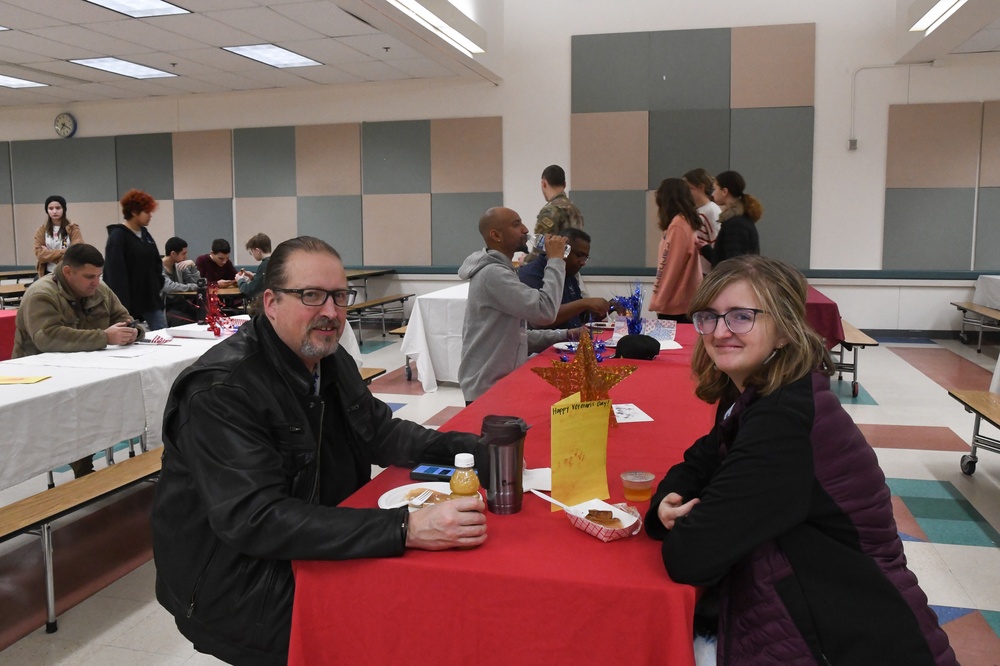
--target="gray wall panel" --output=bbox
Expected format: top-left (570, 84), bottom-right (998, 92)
top-left (115, 133), bottom-right (174, 200)
top-left (730, 107), bottom-right (814, 191)
top-left (173, 198), bottom-right (234, 261)
top-left (0, 142), bottom-right (11, 204)
top-left (297, 195), bottom-right (363, 266)
top-left (11, 137), bottom-right (118, 204)
top-left (431, 192), bottom-right (502, 265)
top-left (975, 187), bottom-right (1000, 271)
top-left (233, 127), bottom-right (296, 198)
top-left (361, 120), bottom-right (431, 195)
top-left (649, 29), bottom-right (731, 111)
top-left (883, 188), bottom-right (974, 270)
top-left (750, 186), bottom-right (812, 269)
top-left (648, 109), bottom-right (730, 190)
top-left (571, 33), bottom-right (650, 113)
top-left (567, 190), bottom-right (647, 268)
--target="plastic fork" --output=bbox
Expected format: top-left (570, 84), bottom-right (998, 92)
top-left (408, 489), bottom-right (433, 507)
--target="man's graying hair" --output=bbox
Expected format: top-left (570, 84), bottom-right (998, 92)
top-left (265, 237), bottom-right (342, 291)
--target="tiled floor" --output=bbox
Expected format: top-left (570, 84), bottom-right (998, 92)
top-left (2, 329), bottom-right (1000, 664)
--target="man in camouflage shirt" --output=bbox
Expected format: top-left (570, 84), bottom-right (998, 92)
top-left (526, 165), bottom-right (584, 262)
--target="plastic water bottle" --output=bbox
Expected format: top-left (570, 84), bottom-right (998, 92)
top-left (526, 233), bottom-right (572, 259)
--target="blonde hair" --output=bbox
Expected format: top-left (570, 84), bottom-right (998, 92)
top-left (688, 255), bottom-right (833, 404)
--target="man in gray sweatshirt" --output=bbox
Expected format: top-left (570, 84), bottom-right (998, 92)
top-left (458, 207), bottom-right (577, 403)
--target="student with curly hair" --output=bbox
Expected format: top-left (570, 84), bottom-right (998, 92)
top-left (104, 188), bottom-right (166, 331)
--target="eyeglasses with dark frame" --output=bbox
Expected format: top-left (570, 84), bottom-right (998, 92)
top-left (272, 288), bottom-right (357, 307)
top-left (691, 308), bottom-right (766, 335)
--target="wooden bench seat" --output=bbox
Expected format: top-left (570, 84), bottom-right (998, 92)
top-left (389, 325), bottom-right (407, 336)
top-left (948, 389), bottom-right (1000, 476)
top-left (388, 326), bottom-right (413, 380)
top-left (0, 450), bottom-right (162, 633)
top-left (346, 293), bottom-right (413, 343)
top-left (0, 283), bottom-right (28, 308)
top-left (833, 319), bottom-right (879, 397)
top-left (952, 301), bottom-right (1000, 353)
top-left (360, 367), bottom-right (386, 384)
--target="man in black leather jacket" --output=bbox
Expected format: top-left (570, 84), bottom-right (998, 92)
top-left (151, 237), bottom-right (489, 665)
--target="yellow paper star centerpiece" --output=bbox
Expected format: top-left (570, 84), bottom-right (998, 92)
top-left (532, 329), bottom-right (636, 403)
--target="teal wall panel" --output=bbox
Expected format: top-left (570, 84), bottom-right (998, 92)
top-left (11, 137), bottom-right (118, 204)
top-left (648, 109), bottom-right (730, 190)
top-left (0, 143), bottom-right (11, 205)
top-left (730, 107), bottom-right (814, 190)
top-left (568, 190), bottom-right (647, 268)
top-left (362, 120), bottom-right (431, 195)
top-left (730, 107), bottom-right (814, 267)
top-left (975, 188), bottom-right (1000, 271)
top-left (234, 127), bottom-right (296, 198)
top-left (571, 32), bottom-right (651, 113)
top-left (174, 198), bottom-right (234, 260)
top-left (116, 133), bottom-right (174, 201)
top-left (431, 192), bottom-right (502, 265)
top-left (648, 29), bottom-right (730, 111)
top-left (297, 195), bottom-right (363, 266)
top-left (884, 188), bottom-right (974, 270)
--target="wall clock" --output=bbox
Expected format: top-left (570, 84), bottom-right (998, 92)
top-left (54, 112), bottom-right (77, 138)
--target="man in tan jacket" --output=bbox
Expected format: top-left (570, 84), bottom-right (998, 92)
top-left (14, 243), bottom-right (140, 475)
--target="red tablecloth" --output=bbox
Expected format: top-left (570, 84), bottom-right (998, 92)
top-left (806, 286), bottom-right (845, 350)
top-left (0, 310), bottom-right (16, 361)
top-left (290, 326), bottom-right (714, 666)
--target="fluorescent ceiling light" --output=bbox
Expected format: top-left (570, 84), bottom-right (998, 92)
top-left (386, 0), bottom-right (484, 57)
top-left (0, 74), bottom-right (47, 88)
top-left (71, 57), bottom-right (176, 79)
top-left (924, 0), bottom-right (969, 35)
top-left (910, 0), bottom-right (968, 33)
top-left (223, 44), bottom-right (320, 68)
top-left (84, 0), bottom-right (189, 18)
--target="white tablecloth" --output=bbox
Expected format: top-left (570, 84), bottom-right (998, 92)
top-left (400, 283), bottom-right (469, 392)
top-left (4, 336), bottom-right (219, 450)
top-left (0, 364), bottom-right (146, 491)
top-left (973, 275), bottom-right (1000, 309)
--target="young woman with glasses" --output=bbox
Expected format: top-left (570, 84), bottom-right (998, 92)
top-left (645, 255), bottom-right (956, 666)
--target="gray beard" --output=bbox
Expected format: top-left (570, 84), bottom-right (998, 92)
top-left (300, 338), bottom-right (339, 360)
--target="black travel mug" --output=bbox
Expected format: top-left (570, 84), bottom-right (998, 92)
top-left (481, 415), bottom-right (528, 515)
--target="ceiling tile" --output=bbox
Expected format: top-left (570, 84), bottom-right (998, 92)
top-left (0, 88), bottom-right (67, 106)
top-left (175, 47), bottom-right (266, 71)
top-left (0, 29), bottom-right (103, 60)
top-left (290, 64), bottom-right (362, 85)
top-left (24, 25), bottom-right (150, 56)
top-left (87, 19), bottom-right (210, 52)
top-left (147, 13), bottom-right (261, 47)
top-left (338, 33), bottom-right (423, 60)
top-left (3, 0), bottom-right (117, 23)
top-left (390, 57), bottom-right (456, 79)
top-left (336, 59), bottom-right (409, 82)
top-left (280, 38), bottom-right (371, 64)
top-left (273, 2), bottom-right (380, 38)
top-left (186, 70), bottom-right (270, 90)
top-left (0, 43), bottom-right (46, 65)
top-left (0, 3), bottom-right (68, 30)
top-left (203, 7), bottom-right (325, 42)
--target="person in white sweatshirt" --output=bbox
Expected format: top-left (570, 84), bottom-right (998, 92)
top-left (457, 207), bottom-right (578, 403)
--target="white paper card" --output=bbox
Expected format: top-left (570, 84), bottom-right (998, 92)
top-left (612, 403), bottom-right (653, 423)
